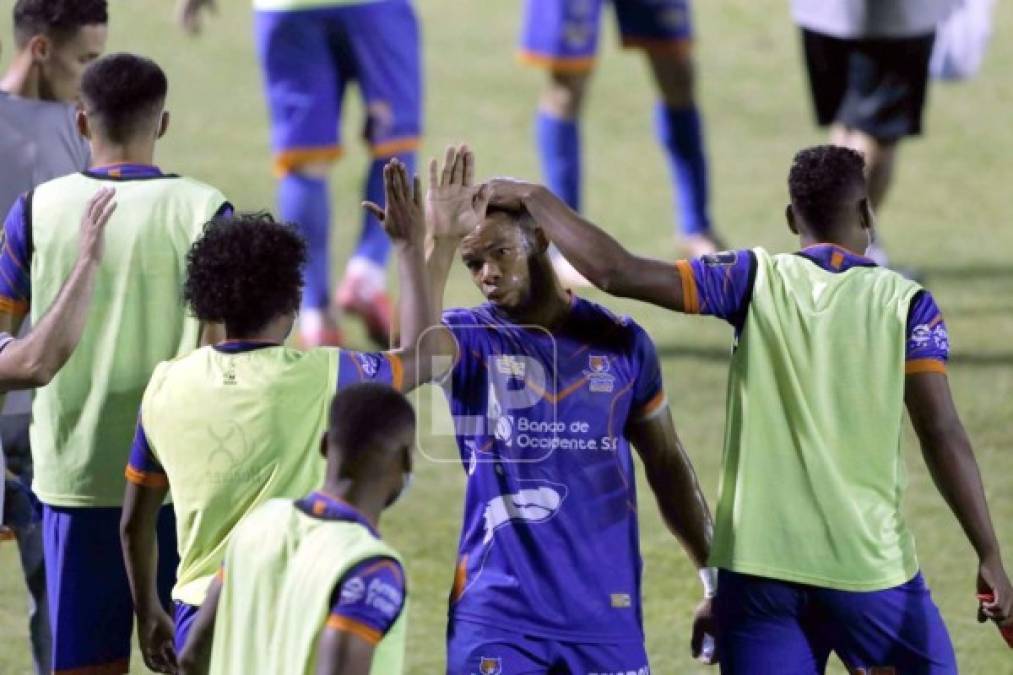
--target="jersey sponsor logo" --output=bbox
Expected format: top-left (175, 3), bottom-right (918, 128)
top-left (610, 593), bottom-right (632, 608)
top-left (909, 323), bottom-right (949, 353)
top-left (339, 576), bottom-right (366, 605)
top-left (495, 355), bottom-right (526, 378)
top-left (205, 421), bottom-right (263, 484)
top-left (477, 657), bottom-right (502, 675)
top-left (366, 577), bottom-right (403, 618)
top-left (585, 354), bottom-right (615, 393)
top-left (701, 251), bottom-right (737, 267)
top-left (357, 352), bottom-right (381, 378)
top-left (482, 480), bottom-right (567, 545)
top-left (588, 668), bottom-right (649, 675)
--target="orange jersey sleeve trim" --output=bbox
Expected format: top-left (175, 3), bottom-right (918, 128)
top-left (632, 390), bottom-right (668, 422)
top-left (905, 359), bottom-right (947, 375)
top-left (326, 615), bottom-right (382, 646)
top-left (54, 658), bottom-right (130, 675)
top-left (674, 260), bottom-right (700, 314)
top-left (517, 50), bottom-right (597, 74)
top-left (384, 352), bottom-right (404, 391)
top-left (0, 296), bottom-right (29, 316)
top-left (273, 146), bottom-right (344, 177)
top-left (620, 36), bottom-right (694, 58)
top-left (371, 136), bottom-right (421, 159)
top-left (124, 465), bottom-right (168, 489)
top-left (451, 555), bottom-right (468, 604)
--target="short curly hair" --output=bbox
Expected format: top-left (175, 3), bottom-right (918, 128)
top-left (13, 0), bottom-right (108, 47)
top-left (184, 212), bottom-right (307, 337)
top-left (788, 145), bottom-right (867, 231)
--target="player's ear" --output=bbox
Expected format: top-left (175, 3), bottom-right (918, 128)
top-left (28, 35), bottom-right (50, 64)
top-left (157, 110), bottom-right (171, 139)
top-left (858, 197), bottom-right (875, 233)
top-left (785, 204), bottom-right (799, 235)
top-left (76, 108), bottom-right (91, 141)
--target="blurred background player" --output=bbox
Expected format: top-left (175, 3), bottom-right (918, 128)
top-left (792, 0), bottom-right (957, 264)
top-left (121, 161), bottom-right (453, 673)
top-left (519, 0), bottom-right (723, 281)
top-left (488, 144), bottom-right (1013, 672)
top-left (176, 0), bottom-right (422, 348)
top-left (0, 3), bottom-right (106, 670)
top-left (178, 383), bottom-right (416, 675)
top-left (426, 147), bottom-right (715, 673)
top-left (0, 53), bottom-right (231, 674)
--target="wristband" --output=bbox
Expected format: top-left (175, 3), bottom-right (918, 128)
top-left (699, 567), bottom-right (718, 599)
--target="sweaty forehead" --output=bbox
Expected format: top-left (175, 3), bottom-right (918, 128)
top-left (461, 215), bottom-right (525, 255)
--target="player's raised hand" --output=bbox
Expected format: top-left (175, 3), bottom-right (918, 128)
top-left (176, 0), bottom-right (216, 35)
top-left (426, 144), bottom-right (490, 239)
top-left (138, 608), bottom-right (178, 673)
top-left (363, 159), bottom-right (424, 247)
top-left (77, 187), bottom-right (116, 266)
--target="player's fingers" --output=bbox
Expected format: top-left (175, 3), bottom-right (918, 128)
top-left (413, 174), bottom-right (422, 209)
top-left (87, 187), bottom-right (112, 215)
top-left (473, 184), bottom-right (490, 216)
top-left (449, 145), bottom-right (465, 185)
top-left (382, 163), bottom-right (397, 206)
top-left (362, 202), bottom-right (385, 222)
top-left (95, 201), bottom-right (118, 228)
top-left (393, 161), bottom-right (408, 204)
top-left (441, 145), bottom-right (456, 186)
top-left (463, 146), bottom-right (475, 187)
top-left (428, 157), bottom-right (439, 190)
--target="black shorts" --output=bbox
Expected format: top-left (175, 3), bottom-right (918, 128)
top-left (801, 28), bottom-right (935, 142)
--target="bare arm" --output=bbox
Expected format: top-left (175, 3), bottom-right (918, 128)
top-left (487, 180), bottom-right (686, 309)
top-left (314, 627), bottom-right (376, 675)
top-left (0, 188), bottom-right (116, 390)
top-left (120, 480), bottom-right (178, 673)
top-left (179, 574), bottom-right (222, 675)
top-left (906, 372), bottom-right (1012, 624)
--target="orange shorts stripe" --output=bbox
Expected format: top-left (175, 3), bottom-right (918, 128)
top-left (517, 50), bottom-right (596, 74)
top-left (326, 615), bottom-right (382, 646)
top-left (905, 359), bottom-right (947, 375)
top-left (371, 136), bottom-right (421, 159)
top-left (620, 37), bottom-right (694, 58)
top-left (385, 352), bottom-right (404, 391)
top-left (0, 296), bottom-right (29, 315)
top-left (273, 146), bottom-right (344, 177)
top-left (675, 260), bottom-right (700, 313)
top-left (124, 465), bottom-right (168, 489)
top-left (54, 658), bottom-right (130, 675)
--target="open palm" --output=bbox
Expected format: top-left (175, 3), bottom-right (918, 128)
top-left (426, 144), bottom-right (489, 239)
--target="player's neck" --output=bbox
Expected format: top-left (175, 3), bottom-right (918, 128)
top-left (320, 478), bottom-right (385, 529)
top-left (0, 56), bottom-right (40, 99)
top-left (506, 284), bottom-right (571, 330)
top-left (90, 142), bottom-right (156, 170)
top-left (223, 315), bottom-right (293, 346)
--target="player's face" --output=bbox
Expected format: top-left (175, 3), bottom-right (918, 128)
top-left (38, 24), bottom-right (107, 103)
top-left (461, 214), bottom-right (533, 311)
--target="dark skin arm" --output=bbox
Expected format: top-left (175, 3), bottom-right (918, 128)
top-left (178, 574), bottom-right (222, 675)
top-left (627, 408), bottom-right (717, 662)
top-left (120, 480), bottom-right (178, 673)
top-left (905, 372), bottom-right (1012, 626)
top-left (0, 188), bottom-right (117, 390)
top-left (314, 627), bottom-right (376, 675)
top-left (487, 179), bottom-right (687, 310)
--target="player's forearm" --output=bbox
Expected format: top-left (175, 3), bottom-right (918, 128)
top-left (645, 453), bottom-right (714, 569)
top-left (120, 488), bottom-right (167, 617)
top-left (918, 420), bottom-right (1002, 562)
top-left (522, 186), bottom-right (636, 294)
top-left (425, 234), bottom-right (461, 309)
top-left (0, 258), bottom-right (97, 389)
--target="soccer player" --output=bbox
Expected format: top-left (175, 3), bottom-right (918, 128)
top-left (792, 0), bottom-right (956, 264)
top-left (519, 0), bottom-right (723, 266)
top-left (121, 160), bottom-right (453, 673)
top-left (176, 0), bottom-right (422, 348)
top-left (0, 4), bottom-right (107, 669)
top-left (0, 53), bottom-right (231, 674)
top-left (487, 144), bottom-right (1013, 672)
top-left (425, 147), bottom-right (716, 672)
top-left (176, 383), bottom-right (415, 675)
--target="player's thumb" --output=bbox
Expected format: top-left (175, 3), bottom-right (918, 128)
top-left (362, 201), bottom-right (385, 221)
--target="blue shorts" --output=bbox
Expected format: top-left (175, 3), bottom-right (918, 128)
top-left (714, 569), bottom-right (957, 674)
top-left (254, 0), bottom-right (422, 175)
top-left (43, 504), bottom-right (178, 674)
top-left (520, 0), bottom-right (694, 72)
top-left (174, 601), bottom-right (200, 655)
top-left (446, 618), bottom-right (650, 675)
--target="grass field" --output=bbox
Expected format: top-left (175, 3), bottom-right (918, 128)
top-left (2, 1), bottom-right (1012, 673)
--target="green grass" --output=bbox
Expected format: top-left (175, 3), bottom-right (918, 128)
top-left (2, 1), bottom-right (1012, 672)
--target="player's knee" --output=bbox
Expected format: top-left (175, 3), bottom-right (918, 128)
top-left (649, 50), bottom-right (696, 108)
top-left (540, 72), bottom-right (591, 119)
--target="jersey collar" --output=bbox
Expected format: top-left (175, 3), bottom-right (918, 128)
top-left (212, 340), bottom-right (281, 354)
top-left (298, 491), bottom-right (381, 538)
top-left (796, 243), bottom-right (878, 273)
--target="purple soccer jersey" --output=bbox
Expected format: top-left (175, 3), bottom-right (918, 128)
top-left (441, 296), bottom-right (665, 643)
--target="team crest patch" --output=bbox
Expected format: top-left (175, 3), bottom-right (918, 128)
top-left (357, 352), bottom-right (380, 378)
top-left (478, 656), bottom-right (502, 675)
top-left (586, 355), bottom-right (615, 393)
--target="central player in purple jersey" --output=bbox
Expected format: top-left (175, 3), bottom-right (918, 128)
top-left (425, 147), bottom-right (716, 673)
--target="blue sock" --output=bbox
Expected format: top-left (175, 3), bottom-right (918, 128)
top-left (654, 103), bottom-right (711, 236)
top-left (536, 112), bottom-right (581, 211)
top-left (278, 173), bottom-right (330, 310)
top-left (353, 153), bottom-right (417, 267)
